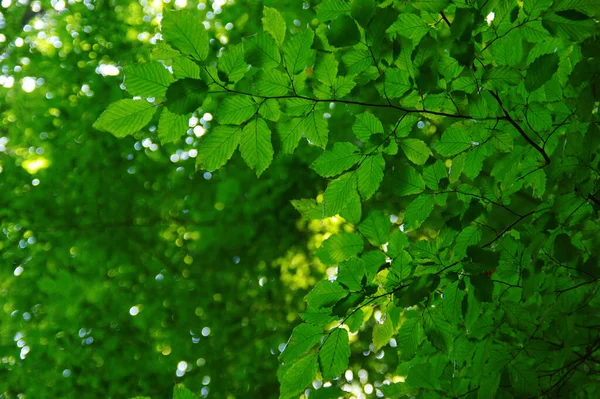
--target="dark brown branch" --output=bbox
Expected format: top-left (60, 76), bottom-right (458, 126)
top-left (490, 91), bottom-right (551, 164)
top-left (481, 210), bottom-right (535, 248)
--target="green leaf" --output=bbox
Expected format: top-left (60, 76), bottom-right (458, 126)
top-left (397, 313), bottom-right (423, 357)
top-left (523, 0), bottom-right (553, 18)
top-left (124, 62), bottom-right (173, 98)
top-left (152, 41), bottom-right (180, 60)
top-left (243, 32), bottom-right (281, 69)
top-left (291, 198), bottom-right (323, 220)
top-left (196, 125), bottom-right (242, 171)
top-left (407, 362), bottom-right (440, 390)
top-left (454, 225), bottom-right (482, 260)
top-left (93, 99), bottom-right (156, 138)
top-left (218, 95), bottom-right (257, 125)
top-left (284, 30), bottom-right (314, 75)
top-left (240, 118), bottom-right (274, 177)
top-left (319, 328), bottom-right (350, 380)
top-left (316, 0), bottom-right (351, 21)
top-left (263, 6), bottom-right (286, 46)
top-left (400, 139), bottom-right (432, 165)
top-left (527, 102), bottom-right (552, 131)
top-left (277, 117), bottom-right (304, 154)
top-left (412, 0), bottom-right (449, 13)
top-left (404, 195), bottom-right (435, 231)
top-left (442, 281), bottom-right (465, 322)
top-left (219, 44), bottom-right (248, 83)
top-left (337, 257), bottom-right (366, 291)
top-left (390, 249), bottom-right (413, 280)
top-left (259, 99), bottom-right (281, 122)
top-left (280, 323), bottom-right (323, 364)
top-left (157, 108), bottom-right (189, 143)
top-left (353, 113), bottom-right (384, 142)
top-left (384, 69), bottom-right (412, 98)
top-left (165, 78), bottom-right (208, 115)
top-left (173, 386), bottom-right (198, 399)
top-left (324, 173), bottom-right (359, 216)
top-left (542, 12), bottom-right (596, 41)
top-left (343, 49), bottom-right (373, 75)
top-left (320, 232), bottom-right (364, 263)
top-left (373, 316), bottom-right (394, 351)
top-left (305, 280), bottom-right (348, 309)
top-left (525, 53), bottom-right (559, 92)
top-left (280, 354), bottom-right (319, 398)
top-left (351, 0), bottom-right (376, 27)
top-left (161, 11), bottom-right (208, 61)
top-left (304, 111), bottom-right (329, 149)
top-left (483, 66), bottom-right (522, 90)
top-left (396, 274), bottom-right (440, 307)
top-left (315, 53), bottom-right (339, 87)
top-left (508, 361), bottom-right (539, 396)
top-left (395, 166), bottom-right (425, 197)
top-left (358, 210), bottom-right (390, 246)
top-left (357, 153), bottom-right (385, 200)
top-left (423, 160), bottom-right (447, 190)
top-left (256, 70), bottom-right (291, 96)
top-left (435, 127), bottom-right (472, 157)
top-left (326, 16), bottom-right (360, 47)
top-left (386, 14), bottom-right (430, 44)
top-left (387, 229), bottom-right (409, 258)
top-left (172, 56), bottom-right (201, 79)
top-left (310, 142), bottom-right (361, 178)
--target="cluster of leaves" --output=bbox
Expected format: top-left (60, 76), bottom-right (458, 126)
top-left (92, 0), bottom-right (600, 398)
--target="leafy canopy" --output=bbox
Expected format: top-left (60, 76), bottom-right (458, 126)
top-left (97, 0), bottom-right (600, 397)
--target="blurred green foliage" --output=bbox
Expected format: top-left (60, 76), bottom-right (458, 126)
top-left (2, 1), bottom-right (600, 399)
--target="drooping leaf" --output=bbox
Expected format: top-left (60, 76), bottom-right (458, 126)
top-left (324, 172), bottom-right (359, 216)
top-left (196, 125), bottom-right (242, 171)
top-left (240, 118), bottom-right (274, 177)
top-left (158, 108), bottom-right (189, 143)
top-left (280, 354), bottom-right (319, 398)
top-left (357, 153), bottom-right (385, 201)
top-left (373, 316), bottom-right (394, 351)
